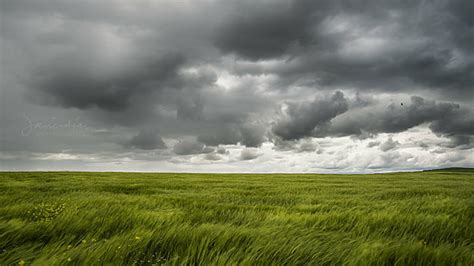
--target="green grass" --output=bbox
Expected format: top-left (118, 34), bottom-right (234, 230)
top-left (0, 170), bottom-right (473, 265)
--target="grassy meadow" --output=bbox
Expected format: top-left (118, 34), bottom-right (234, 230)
top-left (0, 169), bottom-right (473, 265)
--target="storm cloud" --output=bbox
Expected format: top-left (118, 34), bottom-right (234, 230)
top-left (173, 140), bottom-right (214, 156)
top-left (272, 91), bottom-right (348, 140)
top-left (1, 0), bottom-right (472, 172)
top-left (124, 130), bottom-right (167, 150)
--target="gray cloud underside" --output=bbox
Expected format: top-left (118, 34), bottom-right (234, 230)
top-left (239, 148), bottom-right (261, 161)
top-left (173, 140), bottom-right (214, 156)
top-left (124, 130), bottom-right (167, 150)
top-left (273, 93), bottom-right (473, 148)
top-left (1, 0), bottom-right (473, 164)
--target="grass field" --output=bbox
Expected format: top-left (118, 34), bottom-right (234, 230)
top-left (0, 170), bottom-right (473, 265)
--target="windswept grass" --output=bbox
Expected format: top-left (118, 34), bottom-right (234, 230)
top-left (0, 170), bottom-right (473, 265)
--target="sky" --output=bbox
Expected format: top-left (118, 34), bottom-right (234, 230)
top-left (0, 0), bottom-right (473, 173)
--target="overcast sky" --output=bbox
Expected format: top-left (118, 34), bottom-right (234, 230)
top-left (1, 0), bottom-right (473, 172)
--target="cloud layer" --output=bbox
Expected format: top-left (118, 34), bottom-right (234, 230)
top-left (1, 0), bottom-right (472, 171)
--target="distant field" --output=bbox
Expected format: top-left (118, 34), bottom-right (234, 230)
top-left (0, 170), bottom-right (473, 265)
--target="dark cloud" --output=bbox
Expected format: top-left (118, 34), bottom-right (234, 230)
top-left (415, 141), bottom-right (429, 150)
top-left (216, 147), bottom-right (228, 155)
top-left (239, 124), bottom-right (266, 147)
top-left (1, 0), bottom-right (473, 171)
top-left (215, 0), bottom-right (474, 99)
top-left (29, 54), bottom-right (185, 111)
top-left (272, 91), bottom-right (348, 140)
top-left (239, 148), bottom-right (261, 161)
top-left (272, 93), bottom-right (473, 147)
top-left (204, 153), bottom-right (222, 161)
top-left (329, 96), bottom-right (473, 146)
top-left (173, 140), bottom-right (214, 155)
top-left (197, 126), bottom-right (241, 146)
top-left (214, 0), bottom-right (324, 60)
top-left (380, 137), bottom-right (400, 152)
top-left (177, 97), bottom-right (204, 121)
top-left (124, 130), bottom-right (167, 150)
top-left (429, 109), bottom-right (474, 149)
top-left (329, 96), bottom-right (460, 135)
top-left (440, 135), bottom-right (474, 149)
top-left (367, 141), bottom-right (380, 148)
